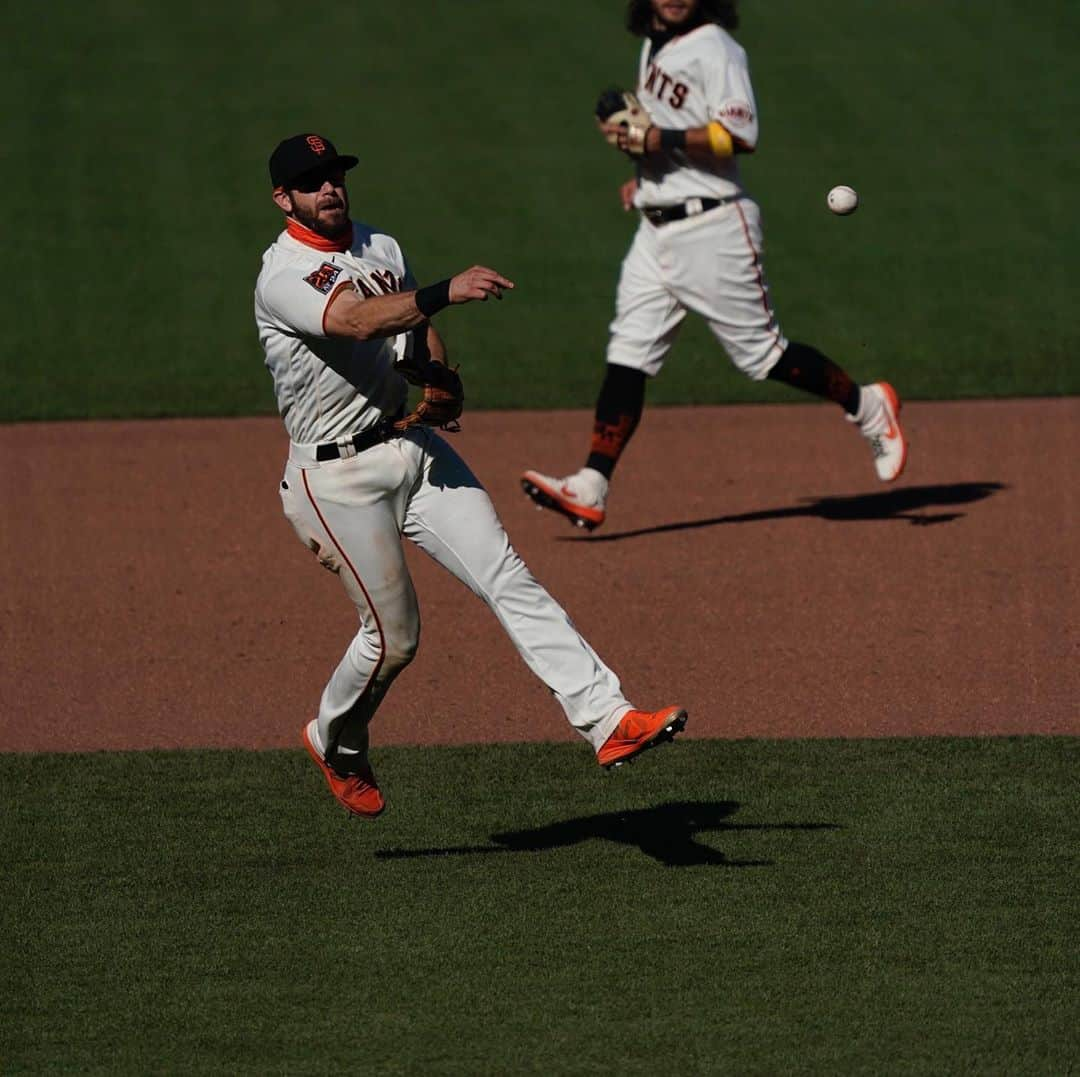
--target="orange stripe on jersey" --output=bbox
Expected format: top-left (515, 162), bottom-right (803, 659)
top-left (322, 279), bottom-right (357, 336)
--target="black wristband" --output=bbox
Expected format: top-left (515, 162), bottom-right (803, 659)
top-left (415, 278), bottom-right (452, 318)
top-left (659, 128), bottom-right (687, 153)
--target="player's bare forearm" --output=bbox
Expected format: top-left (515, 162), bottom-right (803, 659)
top-left (325, 287), bottom-right (429, 341)
top-left (324, 266), bottom-right (514, 342)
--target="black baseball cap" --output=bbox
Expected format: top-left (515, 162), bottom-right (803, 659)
top-left (269, 133), bottom-right (359, 189)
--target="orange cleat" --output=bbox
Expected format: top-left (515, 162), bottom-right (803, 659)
top-left (302, 720), bottom-right (386, 818)
top-left (596, 706), bottom-right (688, 770)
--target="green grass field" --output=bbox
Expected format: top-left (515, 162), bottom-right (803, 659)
top-left (3, 0), bottom-right (1078, 421)
top-left (3, 737), bottom-right (1076, 1074)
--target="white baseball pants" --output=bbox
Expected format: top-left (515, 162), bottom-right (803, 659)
top-left (279, 428), bottom-right (631, 759)
top-left (607, 197), bottom-right (788, 379)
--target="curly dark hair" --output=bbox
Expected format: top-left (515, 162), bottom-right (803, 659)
top-left (625, 0), bottom-right (738, 35)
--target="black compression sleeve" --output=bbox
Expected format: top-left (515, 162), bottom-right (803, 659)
top-left (768, 341), bottom-right (861, 414)
top-left (586, 364), bottom-right (647, 478)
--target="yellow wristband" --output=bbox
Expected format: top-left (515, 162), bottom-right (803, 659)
top-left (707, 121), bottom-right (734, 159)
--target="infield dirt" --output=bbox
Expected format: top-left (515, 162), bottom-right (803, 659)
top-left (1, 398), bottom-right (1076, 753)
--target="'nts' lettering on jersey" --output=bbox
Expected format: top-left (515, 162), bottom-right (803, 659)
top-left (643, 63), bottom-right (689, 108)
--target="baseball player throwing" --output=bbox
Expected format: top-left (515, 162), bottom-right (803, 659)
top-left (255, 133), bottom-right (687, 818)
top-left (522, 0), bottom-right (907, 531)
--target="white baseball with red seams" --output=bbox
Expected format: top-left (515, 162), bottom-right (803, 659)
top-left (609, 22), bottom-right (788, 380)
top-left (827, 185), bottom-right (859, 215)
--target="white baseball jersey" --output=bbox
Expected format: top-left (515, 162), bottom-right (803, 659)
top-left (608, 24), bottom-right (785, 381)
top-left (633, 24), bottom-right (759, 208)
top-left (254, 218), bottom-right (412, 445)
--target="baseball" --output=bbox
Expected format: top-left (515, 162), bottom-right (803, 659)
top-left (827, 185), bottom-right (859, 215)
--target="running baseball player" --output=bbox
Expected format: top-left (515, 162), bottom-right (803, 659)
top-left (522, 0), bottom-right (907, 531)
top-left (255, 132), bottom-right (686, 817)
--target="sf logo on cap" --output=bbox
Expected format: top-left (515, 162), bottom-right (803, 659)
top-left (306, 135), bottom-right (327, 155)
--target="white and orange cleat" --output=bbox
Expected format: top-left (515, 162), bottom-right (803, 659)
top-left (302, 719), bottom-right (386, 819)
top-left (596, 706), bottom-right (688, 770)
top-left (849, 382), bottom-right (908, 482)
top-left (521, 467), bottom-right (608, 531)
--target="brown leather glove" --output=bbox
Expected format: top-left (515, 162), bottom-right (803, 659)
top-left (392, 356), bottom-right (464, 432)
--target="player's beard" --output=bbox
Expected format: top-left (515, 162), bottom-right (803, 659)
top-left (292, 191), bottom-right (350, 239)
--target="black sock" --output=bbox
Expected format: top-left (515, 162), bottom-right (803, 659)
top-left (585, 365), bottom-right (647, 479)
top-left (768, 341), bottom-right (861, 415)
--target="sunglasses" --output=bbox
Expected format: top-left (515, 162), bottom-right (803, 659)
top-left (291, 168), bottom-right (347, 194)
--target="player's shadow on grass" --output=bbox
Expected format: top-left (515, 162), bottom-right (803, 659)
top-left (565, 482), bottom-right (1005, 542)
top-left (375, 800), bottom-right (841, 868)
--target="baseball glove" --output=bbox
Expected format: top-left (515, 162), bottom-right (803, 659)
top-left (393, 354), bottom-right (464, 433)
top-left (595, 87), bottom-right (652, 157)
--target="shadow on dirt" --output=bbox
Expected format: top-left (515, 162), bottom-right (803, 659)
top-left (564, 481), bottom-right (1006, 543)
top-left (375, 800), bottom-right (841, 868)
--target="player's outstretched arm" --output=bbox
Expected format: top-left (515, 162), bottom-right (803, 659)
top-left (323, 265), bottom-right (514, 342)
top-left (325, 288), bottom-right (429, 341)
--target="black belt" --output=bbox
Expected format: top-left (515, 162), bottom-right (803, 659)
top-left (641, 195), bottom-right (738, 226)
top-left (315, 416), bottom-right (400, 461)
